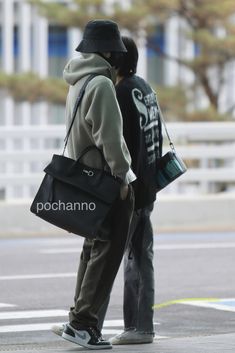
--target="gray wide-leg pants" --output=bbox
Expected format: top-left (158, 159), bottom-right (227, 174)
top-left (98, 203), bottom-right (155, 333)
top-left (123, 204), bottom-right (155, 333)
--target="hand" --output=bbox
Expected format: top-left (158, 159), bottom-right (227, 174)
top-left (120, 184), bottom-right (129, 200)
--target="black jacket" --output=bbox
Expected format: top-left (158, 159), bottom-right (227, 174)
top-left (116, 75), bottom-right (163, 210)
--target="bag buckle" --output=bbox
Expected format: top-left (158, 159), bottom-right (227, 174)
top-left (83, 169), bottom-right (94, 177)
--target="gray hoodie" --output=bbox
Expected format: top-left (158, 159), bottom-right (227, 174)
top-left (63, 53), bottom-right (136, 184)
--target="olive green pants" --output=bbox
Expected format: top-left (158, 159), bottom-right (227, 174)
top-left (69, 186), bottom-right (134, 329)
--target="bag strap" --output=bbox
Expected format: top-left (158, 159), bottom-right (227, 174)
top-left (62, 74), bottom-right (98, 156)
top-left (154, 91), bottom-right (176, 153)
top-left (77, 145), bottom-right (106, 169)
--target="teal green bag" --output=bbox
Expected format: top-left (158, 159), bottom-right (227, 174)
top-left (155, 93), bottom-right (187, 192)
top-left (156, 150), bottom-right (187, 192)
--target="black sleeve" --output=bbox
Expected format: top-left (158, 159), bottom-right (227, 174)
top-left (116, 82), bottom-right (141, 174)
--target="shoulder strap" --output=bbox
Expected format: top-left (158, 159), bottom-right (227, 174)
top-left (62, 74), bottom-right (97, 156)
top-left (154, 90), bottom-right (176, 153)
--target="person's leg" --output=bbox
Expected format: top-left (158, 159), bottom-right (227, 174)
top-left (109, 204), bottom-right (155, 344)
top-left (69, 186), bottom-right (134, 329)
top-left (51, 239), bottom-right (95, 337)
top-left (124, 204), bottom-right (155, 333)
top-left (122, 210), bottom-right (141, 330)
top-left (97, 294), bottom-right (110, 331)
top-left (135, 204), bottom-right (155, 333)
top-left (99, 206), bottom-right (154, 332)
top-left (97, 208), bottom-right (139, 331)
top-left (52, 239), bottom-right (96, 337)
top-left (73, 239), bottom-right (93, 306)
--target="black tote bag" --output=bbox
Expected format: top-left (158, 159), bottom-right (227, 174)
top-left (30, 75), bottom-right (122, 239)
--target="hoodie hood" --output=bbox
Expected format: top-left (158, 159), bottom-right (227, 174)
top-left (63, 53), bottom-right (116, 86)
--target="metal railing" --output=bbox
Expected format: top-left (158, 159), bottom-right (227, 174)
top-left (0, 122), bottom-right (235, 199)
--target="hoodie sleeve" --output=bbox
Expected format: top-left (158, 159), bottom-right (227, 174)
top-left (84, 76), bottom-right (136, 184)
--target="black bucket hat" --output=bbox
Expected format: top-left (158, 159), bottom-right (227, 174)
top-left (76, 19), bottom-right (127, 53)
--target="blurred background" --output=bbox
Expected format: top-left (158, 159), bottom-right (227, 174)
top-left (0, 0), bottom-right (235, 234)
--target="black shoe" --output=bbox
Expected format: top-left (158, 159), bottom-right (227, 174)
top-left (62, 323), bottom-right (112, 350)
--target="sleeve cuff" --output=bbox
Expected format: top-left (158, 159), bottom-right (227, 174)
top-left (116, 168), bottom-right (137, 185)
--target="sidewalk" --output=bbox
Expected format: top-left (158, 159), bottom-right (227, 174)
top-left (1, 194), bottom-right (235, 237)
top-left (1, 333), bottom-right (235, 353)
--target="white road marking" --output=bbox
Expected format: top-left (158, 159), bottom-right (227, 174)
top-left (0, 303), bottom-right (16, 308)
top-left (0, 323), bottom-right (166, 337)
top-left (0, 309), bottom-right (68, 320)
top-left (41, 248), bottom-right (82, 254)
top-left (0, 301), bottom-right (165, 336)
top-left (103, 320), bottom-right (123, 327)
top-left (103, 320), bottom-right (160, 327)
top-left (154, 242), bottom-right (235, 250)
top-left (181, 298), bottom-right (235, 312)
top-left (40, 242), bottom-right (235, 254)
top-left (0, 322), bottom-right (68, 333)
top-left (0, 273), bottom-right (76, 281)
top-left (38, 239), bottom-right (83, 246)
top-left (0, 311), bottom-right (160, 327)
top-left (103, 329), bottom-right (122, 335)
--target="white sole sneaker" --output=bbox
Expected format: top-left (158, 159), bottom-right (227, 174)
top-left (62, 324), bottom-right (112, 350)
top-left (110, 330), bottom-right (154, 345)
top-left (51, 323), bottom-right (65, 337)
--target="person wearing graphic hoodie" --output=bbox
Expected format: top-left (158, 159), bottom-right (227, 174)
top-left (94, 37), bottom-right (163, 345)
top-left (109, 37), bottom-right (162, 345)
top-left (52, 20), bottom-right (136, 350)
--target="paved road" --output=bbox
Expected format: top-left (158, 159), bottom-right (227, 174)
top-left (0, 231), bottom-right (235, 352)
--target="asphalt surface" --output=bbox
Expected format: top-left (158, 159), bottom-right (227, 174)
top-left (0, 231), bottom-right (235, 352)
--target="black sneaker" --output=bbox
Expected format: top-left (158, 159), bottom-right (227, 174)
top-left (62, 323), bottom-right (112, 350)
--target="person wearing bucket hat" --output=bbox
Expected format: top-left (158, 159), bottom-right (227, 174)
top-left (75, 20), bottom-right (127, 53)
top-left (76, 19), bottom-right (127, 69)
top-left (53, 20), bottom-right (136, 350)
